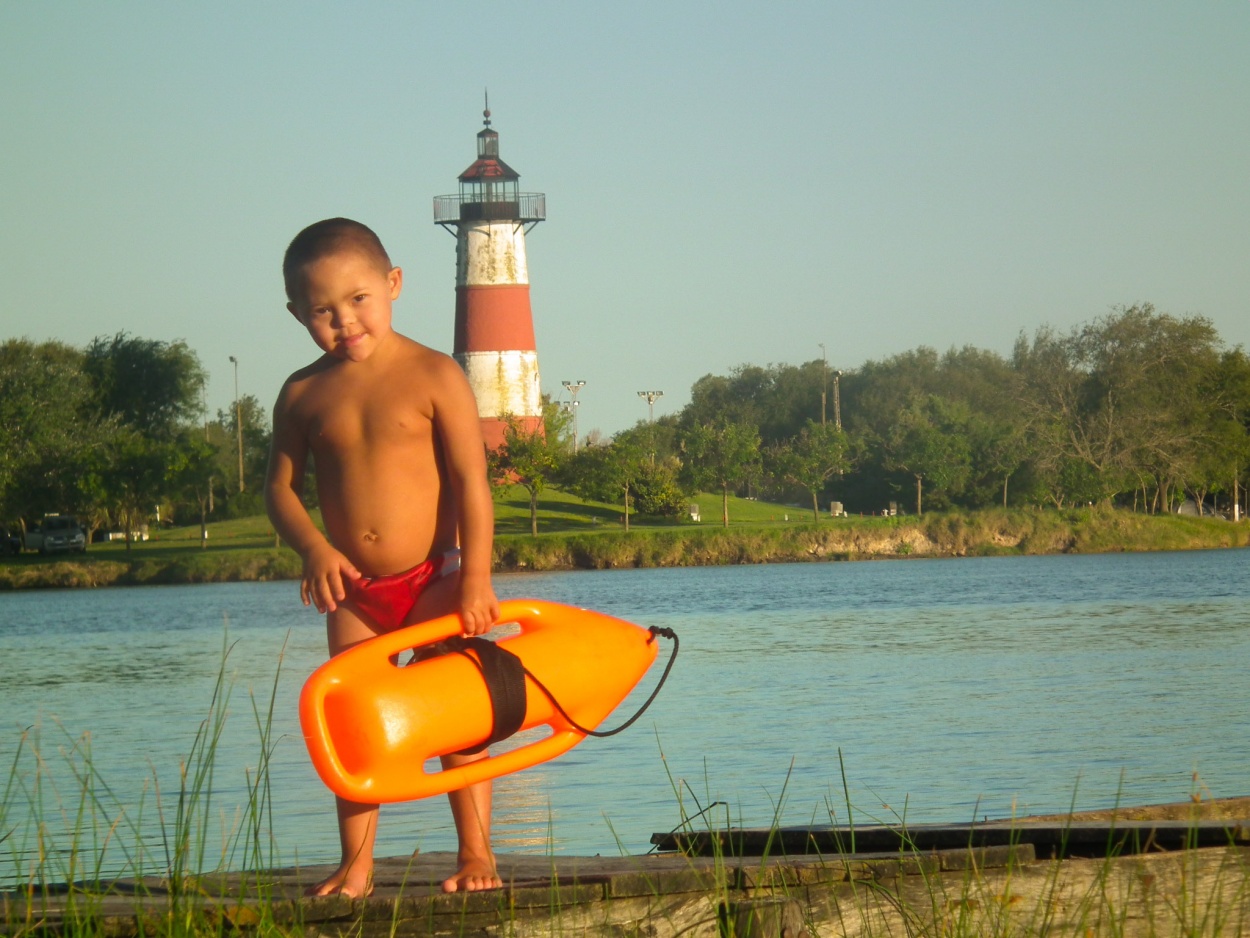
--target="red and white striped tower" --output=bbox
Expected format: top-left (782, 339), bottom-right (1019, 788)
top-left (434, 105), bottom-right (546, 450)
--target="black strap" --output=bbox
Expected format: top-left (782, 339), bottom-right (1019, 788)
top-left (442, 637), bottom-right (529, 755)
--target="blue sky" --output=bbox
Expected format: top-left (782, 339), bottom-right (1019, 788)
top-left (3, 2), bottom-right (1248, 437)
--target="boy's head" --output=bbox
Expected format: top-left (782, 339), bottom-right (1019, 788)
top-left (283, 218), bottom-right (393, 305)
top-left (283, 218), bottom-right (403, 361)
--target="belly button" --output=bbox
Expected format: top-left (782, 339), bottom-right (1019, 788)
top-left (362, 531), bottom-right (379, 543)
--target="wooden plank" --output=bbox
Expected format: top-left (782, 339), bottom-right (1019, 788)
top-left (650, 819), bottom-right (1250, 857)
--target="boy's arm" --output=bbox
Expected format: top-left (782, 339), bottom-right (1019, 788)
top-left (431, 356), bottom-right (500, 636)
top-left (264, 387), bottom-right (360, 613)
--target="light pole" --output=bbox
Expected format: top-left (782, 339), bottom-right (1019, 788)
top-left (818, 343), bottom-right (828, 426)
top-left (637, 389), bottom-right (663, 423)
top-left (229, 356), bottom-right (244, 494)
top-left (637, 390), bottom-right (663, 465)
top-left (562, 380), bottom-right (586, 454)
top-left (833, 369), bottom-right (843, 431)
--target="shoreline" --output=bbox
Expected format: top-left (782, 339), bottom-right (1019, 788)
top-left (2, 509), bottom-right (1247, 590)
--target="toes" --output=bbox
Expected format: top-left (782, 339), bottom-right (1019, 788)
top-left (441, 874), bottom-right (502, 893)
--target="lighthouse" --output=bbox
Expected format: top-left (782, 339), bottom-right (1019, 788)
top-left (434, 106), bottom-right (546, 450)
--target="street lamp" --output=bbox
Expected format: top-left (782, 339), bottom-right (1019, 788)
top-left (637, 390), bottom-right (663, 465)
top-left (562, 380), bottom-right (586, 454)
top-left (229, 356), bottom-right (244, 494)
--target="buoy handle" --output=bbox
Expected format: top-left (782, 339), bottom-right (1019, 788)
top-left (413, 728), bottom-right (586, 794)
top-left (354, 599), bottom-right (550, 660)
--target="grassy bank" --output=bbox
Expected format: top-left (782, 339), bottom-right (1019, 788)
top-left (493, 505), bottom-right (1250, 571)
top-left (2, 494), bottom-right (1247, 590)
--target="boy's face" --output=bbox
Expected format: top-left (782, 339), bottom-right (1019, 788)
top-left (287, 250), bottom-right (403, 362)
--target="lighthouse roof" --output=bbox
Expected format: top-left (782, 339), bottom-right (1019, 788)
top-left (459, 103), bottom-right (520, 182)
top-left (458, 155), bottom-right (519, 182)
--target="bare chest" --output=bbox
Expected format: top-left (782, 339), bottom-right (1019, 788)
top-left (304, 389), bottom-right (433, 455)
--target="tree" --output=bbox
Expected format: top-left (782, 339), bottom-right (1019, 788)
top-left (768, 421), bottom-right (852, 522)
top-left (83, 333), bottom-right (206, 440)
top-left (214, 394), bottom-right (272, 500)
top-left (680, 419), bottom-right (761, 527)
top-left (1014, 305), bottom-right (1223, 509)
top-left (631, 459), bottom-right (687, 518)
top-left (169, 434), bottom-right (219, 547)
top-left (492, 404), bottom-right (570, 536)
top-left (1206, 350), bottom-right (1250, 518)
top-left (970, 416), bottom-right (1030, 509)
top-left (684, 361), bottom-right (828, 445)
top-left (0, 339), bottom-right (118, 527)
top-left (561, 431), bottom-right (648, 530)
top-left (883, 395), bottom-right (973, 515)
top-left (100, 433), bottom-right (174, 550)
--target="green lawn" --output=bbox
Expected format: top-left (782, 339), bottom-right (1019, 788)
top-left (79, 512), bottom-right (288, 558)
top-left (67, 488), bottom-right (811, 557)
top-left (493, 485), bottom-right (820, 535)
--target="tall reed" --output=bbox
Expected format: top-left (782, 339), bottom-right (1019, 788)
top-left (1, 629), bottom-right (299, 935)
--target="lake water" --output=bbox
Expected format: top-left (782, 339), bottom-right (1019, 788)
top-left (2, 548), bottom-right (1249, 884)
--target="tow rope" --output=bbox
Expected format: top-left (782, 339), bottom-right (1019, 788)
top-left (438, 625), bottom-right (679, 754)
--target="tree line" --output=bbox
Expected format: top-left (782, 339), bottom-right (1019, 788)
top-left (0, 334), bottom-right (271, 547)
top-left (6, 304), bottom-right (1247, 545)
top-left (496, 305), bottom-right (1250, 528)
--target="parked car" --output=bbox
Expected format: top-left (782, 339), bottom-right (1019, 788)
top-left (24, 515), bottom-right (87, 554)
top-left (0, 525), bottom-right (20, 556)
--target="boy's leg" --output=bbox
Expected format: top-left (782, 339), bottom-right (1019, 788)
top-left (306, 604), bottom-right (383, 898)
top-left (440, 754), bottom-right (500, 892)
top-left (411, 571), bottom-right (503, 893)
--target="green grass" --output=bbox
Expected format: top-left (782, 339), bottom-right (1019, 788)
top-left (491, 485), bottom-right (816, 534)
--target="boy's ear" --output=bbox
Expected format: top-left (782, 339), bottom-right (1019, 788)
top-left (388, 266), bottom-right (403, 300)
top-left (287, 301), bottom-right (304, 322)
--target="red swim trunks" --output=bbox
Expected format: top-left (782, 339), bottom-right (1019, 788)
top-left (347, 550), bottom-right (460, 631)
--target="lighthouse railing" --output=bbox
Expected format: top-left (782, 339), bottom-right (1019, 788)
top-left (434, 192), bottom-right (546, 225)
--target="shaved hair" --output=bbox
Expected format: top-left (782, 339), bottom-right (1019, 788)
top-left (283, 218), bottom-right (393, 303)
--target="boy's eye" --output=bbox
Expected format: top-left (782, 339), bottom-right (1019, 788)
top-left (354, 294), bottom-right (367, 302)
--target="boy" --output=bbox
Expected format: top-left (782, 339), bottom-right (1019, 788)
top-left (265, 218), bottom-right (502, 897)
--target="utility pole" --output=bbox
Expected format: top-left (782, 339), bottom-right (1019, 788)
top-left (229, 355), bottom-right (244, 494)
top-left (818, 343), bottom-right (828, 426)
top-left (202, 382), bottom-right (213, 513)
top-left (833, 369), bottom-right (843, 431)
top-left (562, 380), bottom-right (586, 454)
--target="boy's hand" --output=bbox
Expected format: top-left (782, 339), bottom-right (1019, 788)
top-left (458, 574), bottom-right (500, 636)
top-left (300, 543), bottom-right (362, 613)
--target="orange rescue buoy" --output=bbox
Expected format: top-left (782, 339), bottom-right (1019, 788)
top-left (299, 599), bottom-right (662, 803)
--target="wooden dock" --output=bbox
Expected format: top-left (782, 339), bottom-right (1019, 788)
top-left (5, 799), bottom-right (1250, 937)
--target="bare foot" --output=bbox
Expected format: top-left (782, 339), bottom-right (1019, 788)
top-left (441, 852), bottom-right (502, 893)
top-left (305, 864), bottom-right (374, 899)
